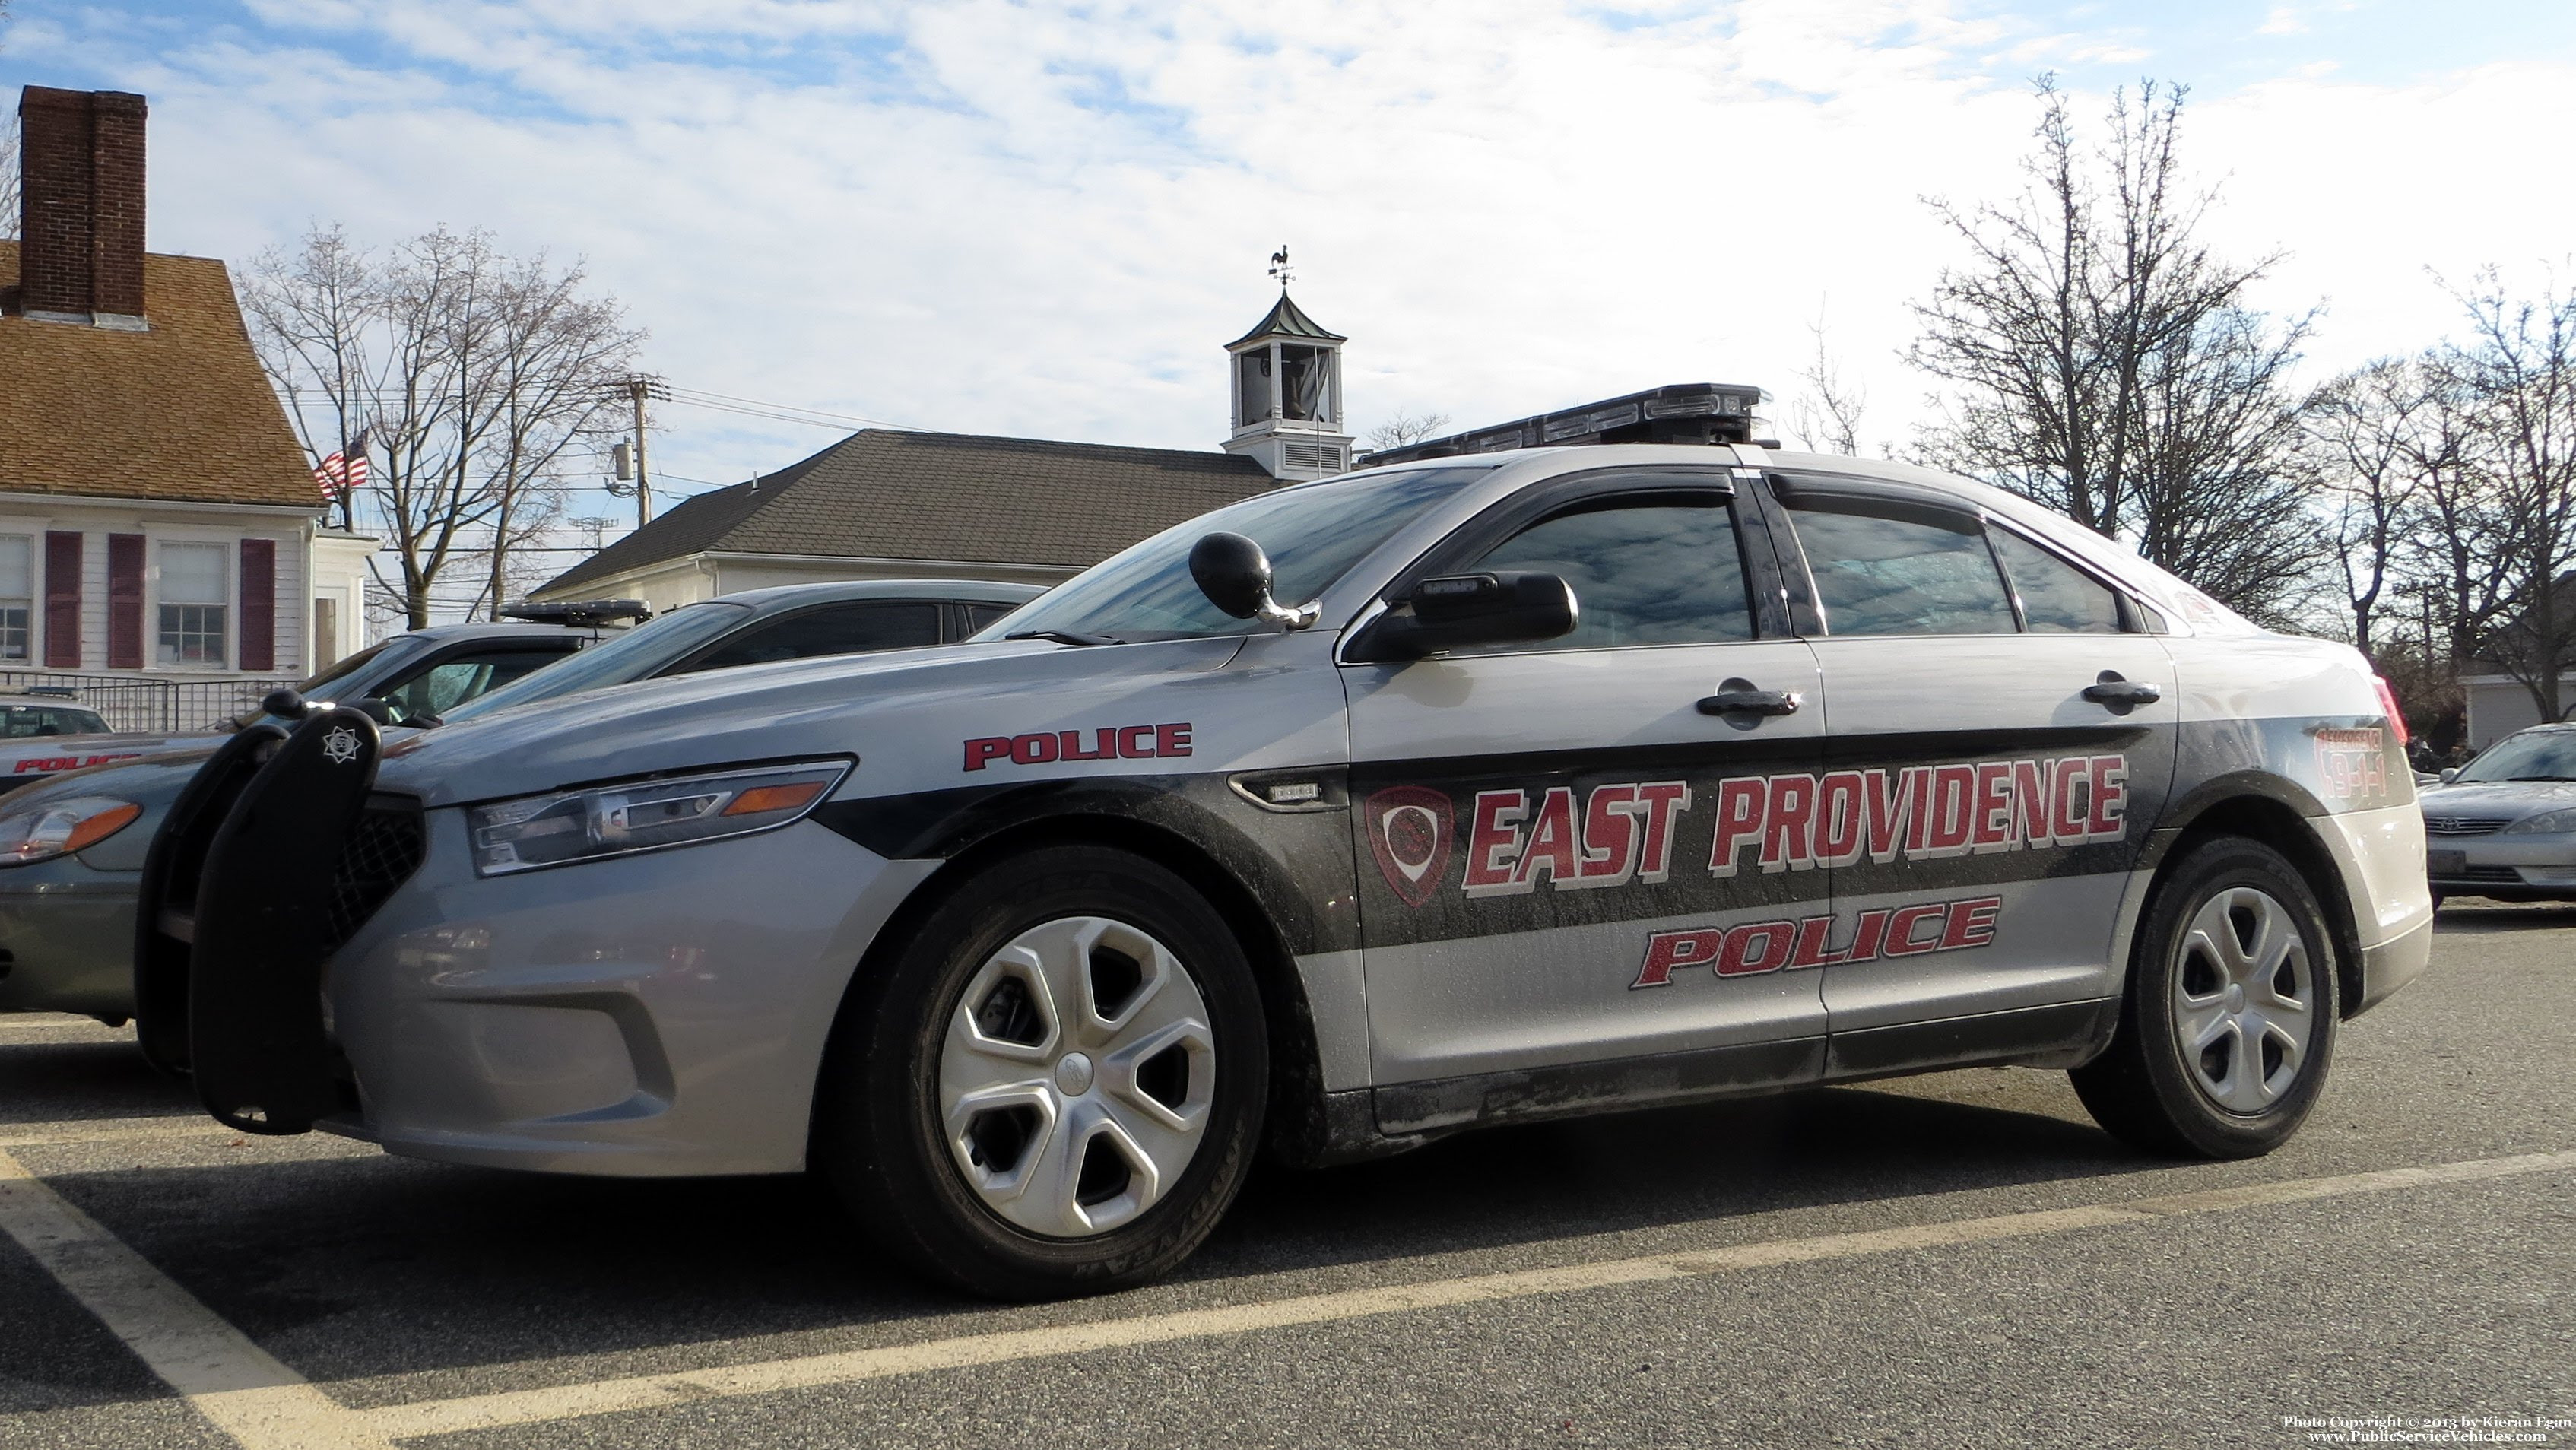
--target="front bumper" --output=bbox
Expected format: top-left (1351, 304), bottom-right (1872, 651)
top-left (0, 865), bottom-right (141, 1018)
top-left (319, 813), bottom-right (934, 1176)
top-left (2425, 831), bottom-right (2576, 896)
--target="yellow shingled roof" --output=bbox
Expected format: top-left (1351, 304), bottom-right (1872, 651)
top-left (0, 240), bottom-right (322, 510)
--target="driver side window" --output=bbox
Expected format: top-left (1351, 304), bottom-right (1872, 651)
top-left (376, 650), bottom-right (565, 725)
top-left (1459, 497), bottom-right (1755, 653)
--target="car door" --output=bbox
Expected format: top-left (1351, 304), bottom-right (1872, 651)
top-left (1340, 468), bottom-right (1828, 1127)
top-left (1763, 473), bottom-right (2178, 1060)
top-left (668, 599), bottom-right (944, 673)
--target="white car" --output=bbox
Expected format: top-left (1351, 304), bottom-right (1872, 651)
top-left (141, 444), bottom-right (2432, 1299)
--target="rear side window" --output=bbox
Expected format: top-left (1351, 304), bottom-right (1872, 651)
top-left (1464, 498), bottom-right (1754, 652)
top-left (963, 601), bottom-right (1020, 633)
top-left (1992, 529), bottom-right (2123, 633)
top-left (1785, 500), bottom-right (2018, 636)
top-left (677, 601), bottom-right (941, 673)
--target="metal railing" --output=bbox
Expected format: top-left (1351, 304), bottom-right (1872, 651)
top-left (0, 671), bottom-right (302, 734)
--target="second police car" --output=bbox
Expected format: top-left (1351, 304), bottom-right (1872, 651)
top-left (143, 445), bottom-right (2432, 1299)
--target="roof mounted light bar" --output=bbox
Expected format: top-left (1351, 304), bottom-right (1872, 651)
top-left (500, 598), bottom-right (654, 628)
top-left (1359, 382), bottom-right (1772, 466)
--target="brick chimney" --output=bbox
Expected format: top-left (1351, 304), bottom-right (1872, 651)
top-left (16, 86), bottom-right (148, 328)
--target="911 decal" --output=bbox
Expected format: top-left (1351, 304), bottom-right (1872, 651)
top-left (1633, 894), bottom-right (2003, 988)
top-left (2313, 727), bottom-right (2391, 803)
top-left (1388, 753), bottom-right (2129, 904)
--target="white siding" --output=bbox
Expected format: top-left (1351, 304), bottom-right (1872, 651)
top-left (0, 493), bottom-right (317, 680)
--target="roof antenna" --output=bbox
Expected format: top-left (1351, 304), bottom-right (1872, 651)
top-left (1267, 244), bottom-right (1293, 291)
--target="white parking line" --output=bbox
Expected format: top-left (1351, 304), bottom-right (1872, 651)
top-left (0, 1148), bottom-right (395, 1450)
top-left (357, 1148), bottom-right (2576, 1442)
top-left (0, 1115), bottom-right (239, 1150)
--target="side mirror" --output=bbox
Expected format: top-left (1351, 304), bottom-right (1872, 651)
top-left (1189, 531), bottom-right (1318, 630)
top-left (1351, 571), bottom-right (1578, 661)
top-left (2439, 767), bottom-right (2460, 784)
top-left (347, 697), bottom-right (395, 726)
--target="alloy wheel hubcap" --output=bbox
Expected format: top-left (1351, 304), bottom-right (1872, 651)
top-left (939, 916), bottom-right (1216, 1238)
top-left (2171, 886), bottom-right (2313, 1114)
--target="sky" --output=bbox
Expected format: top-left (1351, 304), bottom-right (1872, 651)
top-left (6, 0), bottom-right (2576, 603)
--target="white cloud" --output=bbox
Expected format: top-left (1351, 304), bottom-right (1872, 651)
top-left (6, 0), bottom-right (2573, 512)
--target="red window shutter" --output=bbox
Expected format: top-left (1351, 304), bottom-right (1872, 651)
top-left (238, 539), bottom-right (276, 673)
top-left (107, 534), bottom-right (144, 670)
top-left (43, 531), bottom-right (81, 669)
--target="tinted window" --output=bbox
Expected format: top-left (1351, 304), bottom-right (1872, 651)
top-left (1993, 528), bottom-right (2122, 633)
top-left (1464, 499), bottom-right (1753, 652)
top-left (964, 601), bottom-right (1020, 633)
top-left (0, 705), bottom-right (106, 737)
top-left (377, 649), bottom-right (567, 725)
top-left (677, 601), bottom-right (941, 674)
top-left (1788, 500), bottom-right (2018, 636)
top-left (442, 604), bottom-right (749, 723)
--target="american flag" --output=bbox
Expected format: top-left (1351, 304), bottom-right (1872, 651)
top-left (312, 448), bottom-right (370, 500)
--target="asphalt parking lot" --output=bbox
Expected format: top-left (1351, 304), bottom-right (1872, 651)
top-left (1, 906), bottom-right (2569, 1450)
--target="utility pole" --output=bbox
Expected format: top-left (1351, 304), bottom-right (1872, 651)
top-left (622, 373), bottom-right (666, 529)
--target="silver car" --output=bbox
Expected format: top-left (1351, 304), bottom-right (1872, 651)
top-left (2419, 724), bottom-right (2576, 906)
top-left (0, 580), bottom-right (1036, 1021)
top-left (143, 446), bottom-right (2431, 1299)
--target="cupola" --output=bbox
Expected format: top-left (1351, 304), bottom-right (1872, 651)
top-left (1222, 284), bottom-right (1352, 481)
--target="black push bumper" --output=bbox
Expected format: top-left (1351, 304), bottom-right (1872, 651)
top-left (134, 706), bottom-right (394, 1135)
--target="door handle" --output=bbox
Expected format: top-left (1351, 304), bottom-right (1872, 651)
top-left (2080, 672), bottom-right (2162, 706)
top-left (1699, 688), bottom-right (1803, 716)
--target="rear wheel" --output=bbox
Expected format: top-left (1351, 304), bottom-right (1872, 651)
top-left (815, 844), bottom-right (1267, 1299)
top-left (2071, 836), bottom-right (2338, 1158)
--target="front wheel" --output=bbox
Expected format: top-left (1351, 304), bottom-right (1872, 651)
top-left (2071, 836), bottom-right (2339, 1159)
top-left (815, 844), bottom-right (1267, 1299)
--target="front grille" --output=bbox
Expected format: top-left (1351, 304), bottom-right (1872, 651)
top-left (2423, 816), bottom-right (2511, 836)
top-left (322, 804), bottom-right (426, 953)
top-left (2448, 865), bottom-right (2524, 884)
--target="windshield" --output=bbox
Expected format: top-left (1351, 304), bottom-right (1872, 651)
top-left (438, 601), bottom-right (751, 723)
top-left (231, 639), bottom-right (415, 727)
top-left (2452, 730), bottom-right (2576, 783)
top-left (985, 465), bottom-right (1495, 643)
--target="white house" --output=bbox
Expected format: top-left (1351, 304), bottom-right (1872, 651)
top-left (0, 87), bottom-right (372, 724)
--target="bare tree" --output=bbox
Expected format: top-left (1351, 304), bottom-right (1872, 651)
top-left (2303, 360), bottom-right (2438, 659)
top-left (1908, 78), bottom-right (2320, 620)
top-left (1788, 318), bottom-right (1867, 455)
top-left (1365, 411), bottom-right (1450, 452)
top-left (2, 115), bottom-right (17, 241)
top-left (2434, 268), bottom-right (2576, 722)
top-left (244, 224), bottom-right (640, 628)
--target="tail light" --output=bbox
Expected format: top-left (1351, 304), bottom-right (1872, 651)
top-left (2371, 675), bottom-right (2409, 747)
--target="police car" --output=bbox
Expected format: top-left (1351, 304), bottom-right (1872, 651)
top-left (141, 445), bottom-right (2432, 1299)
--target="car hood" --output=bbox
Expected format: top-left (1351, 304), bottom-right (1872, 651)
top-left (0, 730), bottom-right (209, 769)
top-left (2416, 779), bottom-right (2576, 823)
top-left (0, 744), bottom-right (225, 873)
top-left (373, 636), bottom-right (1245, 808)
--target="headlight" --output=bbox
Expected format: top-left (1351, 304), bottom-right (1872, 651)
top-left (2501, 807), bottom-right (2576, 835)
top-left (469, 760), bottom-right (850, 877)
top-left (0, 795), bottom-right (144, 867)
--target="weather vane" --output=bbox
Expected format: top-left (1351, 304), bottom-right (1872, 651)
top-left (1268, 244), bottom-right (1294, 290)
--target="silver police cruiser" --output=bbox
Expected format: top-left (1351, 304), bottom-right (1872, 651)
top-left (140, 445), bottom-right (2432, 1299)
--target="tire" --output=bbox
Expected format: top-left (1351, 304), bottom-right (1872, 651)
top-left (814, 844), bottom-right (1268, 1299)
top-left (2070, 836), bottom-right (2340, 1159)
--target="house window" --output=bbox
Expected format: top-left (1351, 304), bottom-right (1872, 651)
top-left (157, 542), bottom-right (229, 668)
top-left (0, 536), bottom-right (30, 662)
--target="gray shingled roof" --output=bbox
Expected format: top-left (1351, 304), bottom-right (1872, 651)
top-left (1225, 292), bottom-right (1345, 348)
top-left (540, 429), bottom-right (1274, 596)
